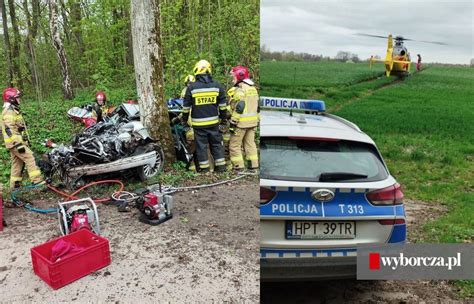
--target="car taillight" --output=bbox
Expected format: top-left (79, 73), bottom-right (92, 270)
top-left (260, 187), bottom-right (276, 204)
top-left (378, 219), bottom-right (406, 225)
top-left (366, 183), bottom-right (404, 205)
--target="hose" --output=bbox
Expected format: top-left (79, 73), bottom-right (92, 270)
top-left (148, 172), bottom-right (255, 194)
top-left (11, 180), bottom-right (125, 214)
top-left (47, 179), bottom-right (124, 203)
top-left (11, 184), bottom-right (57, 214)
top-left (12, 170), bottom-right (255, 214)
top-left (173, 174), bottom-right (247, 191)
top-left (110, 191), bottom-right (138, 203)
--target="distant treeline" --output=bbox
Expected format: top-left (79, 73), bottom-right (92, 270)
top-left (261, 45), bottom-right (367, 63)
top-left (262, 46), bottom-right (473, 67)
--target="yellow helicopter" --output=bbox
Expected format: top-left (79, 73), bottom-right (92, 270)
top-left (358, 33), bottom-right (447, 77)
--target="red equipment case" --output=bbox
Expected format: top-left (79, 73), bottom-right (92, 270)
top-left (31, 229), bottom-right (111, 289)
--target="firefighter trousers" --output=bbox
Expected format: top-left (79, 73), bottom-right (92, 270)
top-left (222, 132), bottom-right (232, 169)
top-left (9, 146), bottom-right (43, 189)
top-left (194, 125), bottom-right (226, 171)
top-left (229, 126), bottom-right (259, 169)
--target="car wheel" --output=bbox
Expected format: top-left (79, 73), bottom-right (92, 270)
top-left (136, 143), bottom-right (165, 181)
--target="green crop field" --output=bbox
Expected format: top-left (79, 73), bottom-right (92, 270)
top-left (260, 60), bottom-right (392, 101)
top-left (261, 60), bottom-right (474, 297)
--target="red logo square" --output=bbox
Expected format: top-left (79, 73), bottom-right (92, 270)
top-left (369, 252), bottom-right (380, 270)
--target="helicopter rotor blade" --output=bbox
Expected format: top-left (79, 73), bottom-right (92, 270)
top-left (356, 33), bottom-right (388, 39)
top-left (415, 40), bottom-right (448, 45)
top-left (357, 33), bottom-right (448, 45)
top-left (400, 37), bottom-right (448, 45)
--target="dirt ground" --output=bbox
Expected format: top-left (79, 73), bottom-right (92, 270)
top-left (0, 178), bottom-right (259, 303)
top-left (261, 199), bottom-right (470, 304)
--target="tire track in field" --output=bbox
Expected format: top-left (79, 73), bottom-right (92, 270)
top-left (342, 72), bottom-right (386, 87)
top-left (327, 77), bottom-right (404, 113)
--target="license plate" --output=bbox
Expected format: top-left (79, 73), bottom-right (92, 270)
top-left (286, 221), bottom-right (356, 240)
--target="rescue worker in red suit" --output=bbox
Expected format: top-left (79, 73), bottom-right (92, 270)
top-left (416, 54), bottom-right (422, 71)
top-left (91, 91), bottom-right (109, 122)
top-left (1, 88), bottom-right (44, 189)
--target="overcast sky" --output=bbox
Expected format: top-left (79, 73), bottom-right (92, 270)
top-left (261, 0), bottom-right (473, 64)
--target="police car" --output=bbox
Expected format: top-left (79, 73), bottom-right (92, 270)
top-left (259, 97), bottom-right (406, 280)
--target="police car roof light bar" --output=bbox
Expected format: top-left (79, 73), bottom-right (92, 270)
top-left (260, 97), bottom-right (325, 113)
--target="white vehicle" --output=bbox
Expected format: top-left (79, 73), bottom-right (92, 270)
top-left (259, 97), bottom-right (406, 281)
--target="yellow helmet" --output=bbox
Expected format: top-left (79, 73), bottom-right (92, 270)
top-left (184, 74), bottom-right (195, 85)
top-left (193, 59), bottom-right (212, 75)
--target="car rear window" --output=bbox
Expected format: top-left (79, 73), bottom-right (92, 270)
top-left (260, 137), bottom-right (389, 182)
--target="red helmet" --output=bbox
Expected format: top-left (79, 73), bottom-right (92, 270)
top-left (95, 91), bottom-right (107, 101)
top-left (230, 66), bottom-right (249, 82)
top-left (3, 88), bottom-right (22, 103)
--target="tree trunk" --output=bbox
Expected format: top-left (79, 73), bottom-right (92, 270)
top-left (131, 0), bottom-right (175, 163)
top-left (70, 0), bottom-right (84, 56)
top-left (59, 0), bottom-right (70, 42)
top-left (7, 0), bottom-right (22, 87)
top-left (31, 0), bottom-right (40, 38)
top-left (22, 0), bottom-right (40, 94)
top-left (0, 0), bottom-right (13, 86)
top-left (48, 0), bottom-right (74, 99)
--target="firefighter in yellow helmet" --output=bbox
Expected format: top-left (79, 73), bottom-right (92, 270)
top-left (1, 88), bottom-right (44, 189)
top-left (177, 74), bottom-right (195, 135)
top-left (182, 60), bottom-right (228, 173)
top-left (228, 66), bottom-right (259, 170)
top-left (180, 75), bottom-right (195, 99)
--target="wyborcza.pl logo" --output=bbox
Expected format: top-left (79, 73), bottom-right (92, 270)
top-left (357, 244), bottom-right (473, 280)
top-left (368, 252), bottom-right (461, 271)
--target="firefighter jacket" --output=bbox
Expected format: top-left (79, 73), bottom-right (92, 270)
top-left (180, 87), bottom-right (187, 99)
top-left (1, 103), bottom-right (29, 149)
top-left (182, 73), bottom-right (228, 128)
top-left (91, 103), bottom-right (109, 122)
top-left (179, 87), bottom-right (194, 126)
top-left (230, 80), bottom-right (259, 128)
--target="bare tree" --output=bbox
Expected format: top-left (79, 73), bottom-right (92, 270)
top-left (0, 0), bottom-right (13, 86)
top-left (7, 0), bottom-right (22, 87)
top-left (131, 0), bottom-right (175, 162)
top-left (22, 0), bottom-right (42, 100)
top-left (48, 0), bottom-right (74, 99)
top-left (70, 0), bottom-right (84, 56)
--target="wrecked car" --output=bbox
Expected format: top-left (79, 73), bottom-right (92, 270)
top-left (43, 103), bottom-right (164, 187)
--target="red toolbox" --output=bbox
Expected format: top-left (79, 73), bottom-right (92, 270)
top-left (31, 229), bottom-right (111, 289)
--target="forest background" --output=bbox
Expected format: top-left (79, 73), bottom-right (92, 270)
top-left (0, 0), bottom-right (259, 183)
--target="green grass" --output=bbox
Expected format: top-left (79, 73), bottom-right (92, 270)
top-left (262, 61), bottom-right (474, 297)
